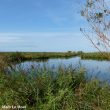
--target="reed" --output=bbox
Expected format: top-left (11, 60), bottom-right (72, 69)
top-left (0, 65), bottom-right (110, 110)
top-left (80, 52), bottom-right (110, 60)
top-left (1, 51), bottom-right (110, 62)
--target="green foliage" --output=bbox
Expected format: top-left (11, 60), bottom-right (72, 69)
top-left (0, 66), bottom-right (110, 110)
top-left (1, 51), bottom-right (110, 62)
top-left (8, 52), bottom-right (26, 62)
top-left (0, 52), bottom-right (78, 63)
top-left (80, 52), bottom-right (110, 60)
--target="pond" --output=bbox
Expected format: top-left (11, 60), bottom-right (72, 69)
top-left (12, 57), bottom-right (110, 82)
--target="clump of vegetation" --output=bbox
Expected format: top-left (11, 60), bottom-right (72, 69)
top-left (0, 51), bottom-right (78, 62)
top-left (0, 56), bottom-right (9, 72)
top-left (8, 52), bottom-right (27, 62)
top-left (1, 51), bottom-right (110, 61)
top-left (0, 65), bottom-right (110, 110)
top-left (80, 52), bottom-right (110, 60)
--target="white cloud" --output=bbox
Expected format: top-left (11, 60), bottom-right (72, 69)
top-left (0, 32), bottom-right (95, 52)
top-left (0, 32), bottom-right (79, 37)
top-left (0, 36), bottom-right (22, 43)
top-left (0, 32), bottom-right (75, 44)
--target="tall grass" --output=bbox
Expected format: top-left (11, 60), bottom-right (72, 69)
top-left (0, 65), bottom-right (110, 110)
top-left (1, 51), bottom-right (110, 61)
top-left (0, 52), bottom-right (78, 62)
top-left (80, 52), bottom-right (110, 60)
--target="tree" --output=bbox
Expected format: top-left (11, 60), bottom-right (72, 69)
top-left (81, 0), bottom-right (110, 57)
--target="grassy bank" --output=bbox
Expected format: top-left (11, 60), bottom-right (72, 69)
top-left (0, 52), bottom-right (78, 62)
top-left (0, 65), bottom-right (110, 110)
top-left (1, 51), bottom-right (110, 62)
top-left (80, 52), bottom-right (110, 60)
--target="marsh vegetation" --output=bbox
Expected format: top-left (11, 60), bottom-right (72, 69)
top-left (0, 52), bottom-right (110, 109)
top-left (1, 65), bottom-right (110, 110)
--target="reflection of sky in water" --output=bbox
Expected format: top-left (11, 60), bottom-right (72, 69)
top-left (81, 60), bottom-right (110, 82)
top-left (16, 57), bottom-right (110, 82)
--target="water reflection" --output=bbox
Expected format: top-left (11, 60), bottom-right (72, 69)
top-left (14, 57), bottom-right (110, 82)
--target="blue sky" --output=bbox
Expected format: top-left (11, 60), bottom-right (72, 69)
top-left (0, 0), bottom-right (97, 52)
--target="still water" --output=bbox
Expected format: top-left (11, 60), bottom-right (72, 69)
top-left (15, 57), bottom-right (110, 82)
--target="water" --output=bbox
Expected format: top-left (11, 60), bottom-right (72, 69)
top-left (14, 57), bottom-right (110, 82)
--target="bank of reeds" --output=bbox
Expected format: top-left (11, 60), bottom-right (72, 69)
top-left (0, 52), bottom-right (78, 62)
top-left (1, 51), bottom-right (110, 62)
top-left (0, 65), bottom-right (110, 110)
top-left (80, 52), bottom-right (110, 60)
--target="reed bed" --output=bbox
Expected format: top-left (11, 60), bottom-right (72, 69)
top-left (0, 64), bottom-right (110, 110)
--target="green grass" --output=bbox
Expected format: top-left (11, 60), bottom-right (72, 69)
top-left (0, 51), bottom-right (110, 109)
top-left (0, 51), bottom-right (78, 62)
top-left (0, 65), bottom-right (110, 110)
top-left (1, 51), bottom-right (110, 63)
top-left (1, 51), bottom-right (110, 62)
top-left (80, 52), bottom-right (110, 60)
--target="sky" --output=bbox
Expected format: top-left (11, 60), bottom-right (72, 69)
top-left (0, 0), bottom-right (97, 52)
